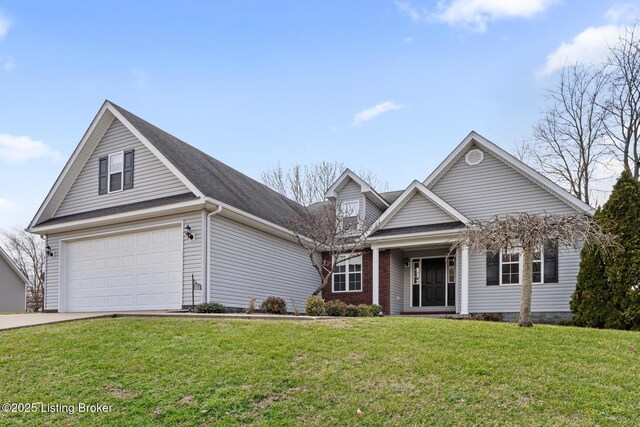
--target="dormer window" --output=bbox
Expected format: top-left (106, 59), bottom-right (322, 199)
top-left (340, 200), bottom-right (360, 232)
top-left (98, 149), bottom-right (135, 195)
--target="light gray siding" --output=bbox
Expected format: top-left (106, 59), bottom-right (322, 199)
top-left (383, 192), bottom-right (456, 229)
top-left (209, 215), bottom-right (320, 311)
top-left (365, 197), bottom-right (384, 225)
top-left (389, 249), bottom-right (404, 315)
top-left (44, 210), bottom-right (204, 311)
top-left (467, 245), bottom-right (580, 313)
top-left (430, 145), bottom-right (578, 220)
top-left (55, 118), bottom-right (190, 217)
top-left (0, 257), bottom-right (25, 312)
top-left (336, 179), bottom-right (364, 216)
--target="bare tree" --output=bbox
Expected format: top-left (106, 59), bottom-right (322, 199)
top-left (452, 213), bottom-right (615, 327)
top-left (262, 161), bottom-right (388, 206)
top-left (0, 228), bottom-right (46, 312)
top-left (286, 201), bottom-right (371, 296)
top-left (520, 65), bottom-right (609, 205)
top-left (603, 24), bottom-right (640, 179)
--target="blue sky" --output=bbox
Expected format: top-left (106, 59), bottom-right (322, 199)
top-left (0, 1), bottom-right (632, 228)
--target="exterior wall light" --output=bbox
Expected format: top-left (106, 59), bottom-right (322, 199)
top-left (184, 224), bottom-right (194, 240)
top-left (45, 245), bottom-right (55, 257)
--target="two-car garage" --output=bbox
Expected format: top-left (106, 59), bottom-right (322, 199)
top-left (62, 225), bottom-right (183, 312)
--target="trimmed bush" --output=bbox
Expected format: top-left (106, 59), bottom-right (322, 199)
top-left (305, 295), bottom-right (326, 316)
top-left (345, 305), bottom-right (360, 317)
top-left (325, 300), bottom-right (347, 316)
top-left (194, 302), bottom-right (228, 313)
top-left (357, 304), bottom-right (371, 317)
top-left (369, 304), bottom-right (383, 317)
top-left (260, 296), bottom-right (287, 315)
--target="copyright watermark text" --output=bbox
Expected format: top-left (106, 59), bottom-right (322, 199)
top-left (2, 402), bottom-right (111, 415)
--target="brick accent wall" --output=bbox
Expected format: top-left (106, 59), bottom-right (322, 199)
top-left (321, 250), bottom-right (392, 315)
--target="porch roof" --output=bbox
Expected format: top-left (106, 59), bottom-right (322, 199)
top-left (370, 221), bottom-right (464, 238)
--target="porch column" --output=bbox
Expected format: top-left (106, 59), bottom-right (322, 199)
top-left (372, 247), bottom-right (379, 305)
top-left (460, 245), bottom-right (469, 315)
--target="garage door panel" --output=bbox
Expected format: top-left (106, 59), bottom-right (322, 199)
top-left (65, 225), bottom-right (182, 312)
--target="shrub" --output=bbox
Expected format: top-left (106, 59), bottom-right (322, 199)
top-left (260, 296), bottom-right (287, 315)
top-left (571, 171), bottom-right (640, 330)
top-left (471, 312), bottom-right (502, 322)
top-left (246, 297), bottom-right (256, 314)
top-left (357, 304), bottom-right (371, 317)
top-left (305, 295), bottom-right (326, 316)
top-left (369, 304), bottom-right (383, 317)
top-left (194, 302), bottom-right (228, 313)
top-left (325, 300), bottom-right (347, 316)
top-left (290, 298), bottom-right (300, 316)
top-left (345, 304), bottom-right (360, 317)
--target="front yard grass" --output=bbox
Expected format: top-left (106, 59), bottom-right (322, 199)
top-left (0, 317), bottom-right (638, 426)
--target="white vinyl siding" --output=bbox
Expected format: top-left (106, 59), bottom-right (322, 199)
top-left (430, 145), bottom-right (579, 220)
top-left (383, 192), bottom-right (457, 229)
top-left (44, 210), bottom-right (204, 311)
top-left (55, 118), bottom-right (190, 217)
top-left (467, 245), bottom-right (580, 313)
top-left (389, 249), bottom-right (404, 315)
top-left (0, 257), bottom-right (25, 312)
top-left (209, 215), bottom-right (320, 311)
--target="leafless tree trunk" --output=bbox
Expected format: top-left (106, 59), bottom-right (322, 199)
top-left (0, 228), bottom-right (46, 312)
top-left (520, 65), bottom-right (609, 205)
top-left (518, 246), bottom-right (534, 327)
top-left (286, 201), bottom-right (370, 295)
top-left (262, 161), bottom-right (388, 206)
top-left (603, 24), bottom-right (640, 179)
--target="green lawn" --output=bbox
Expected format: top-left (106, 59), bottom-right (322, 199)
top-left (0, 318), bottom-right (638, 426)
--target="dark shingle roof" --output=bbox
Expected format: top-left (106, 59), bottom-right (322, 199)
top-left (371, 222), bottom-right (464, 238)
top-left (380, 190), bottom-right (403, 205)
top-left (110, 102), bottom-right (309, 228)
top-left (38, 193), bottom-right (198, 226)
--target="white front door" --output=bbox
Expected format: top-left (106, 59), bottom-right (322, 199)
top-left (64, 226), bottom-right (183, 312)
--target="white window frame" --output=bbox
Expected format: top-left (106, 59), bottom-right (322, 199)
top-left (332, 254), bottom-right (362, 293)
top-left (498, 248), bottom-right (544, 286)
top-left (340, 200), bottom-right (361, 232)
top-left (108, 151), bottom-right (124, 193)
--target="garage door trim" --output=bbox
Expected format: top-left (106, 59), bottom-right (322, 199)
top-left (58, 221), bottom-right (184, 312)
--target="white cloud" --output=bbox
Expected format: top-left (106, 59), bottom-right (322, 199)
top-left (0, 134), bottom-right (63, 162)
top-left (0, 198), bottom-right (15, 211)
top-left (539, 3), bottom-right (640, 76)
top-left (352, 101), bottom-right (405, 127)
top-left (396, 0), bottom-right (558, 32)
top-left (0, 11), bottom-right (10, 40)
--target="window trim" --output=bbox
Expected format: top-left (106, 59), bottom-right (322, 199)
top-left (498, 248), bottom-right (544, 286)
top-left (108, 151), bottom-right (124, 193)
top-left (332, 254), bottom-right (362, 293)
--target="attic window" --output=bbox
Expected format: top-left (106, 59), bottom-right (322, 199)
top-left (465, 149), bottom-right (484, 166)
top-left (98, 149), bottom-right (135, 195)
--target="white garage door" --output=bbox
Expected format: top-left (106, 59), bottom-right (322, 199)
top-left (65, 226), bottom-right (183, 312)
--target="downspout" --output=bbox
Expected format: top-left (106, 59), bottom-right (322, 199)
top-left (206, 205), bottom-right (223, 303)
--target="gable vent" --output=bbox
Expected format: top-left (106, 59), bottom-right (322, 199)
top-left (465, 149), bottom-right (484, 166)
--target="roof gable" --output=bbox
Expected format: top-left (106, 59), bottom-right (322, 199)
top-left (423, 132), bottom-right (594, 215)
top-left (0, 247), bottom-right (29, 285)
top-left (325, 169), bottom-right (389, 210)
top-left (54, 117), bottom-right (191, 218)
top-left (366, 180), bottom-right (468, 237)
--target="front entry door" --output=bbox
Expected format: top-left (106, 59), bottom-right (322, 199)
top-left (421, 258), bottom-right (446, 306)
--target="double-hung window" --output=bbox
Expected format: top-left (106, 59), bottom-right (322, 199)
top-left (333, 254), bottom-right (362, 292)
top-left (499, 249), bottom-right (543, 285)
top-left (108, 152), bottom-right (124, 192)
top-left (340, 200), bottom-right (360, 232)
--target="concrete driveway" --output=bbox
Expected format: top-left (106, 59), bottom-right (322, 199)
top-left (0, 313), bottom-right (114, 332)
